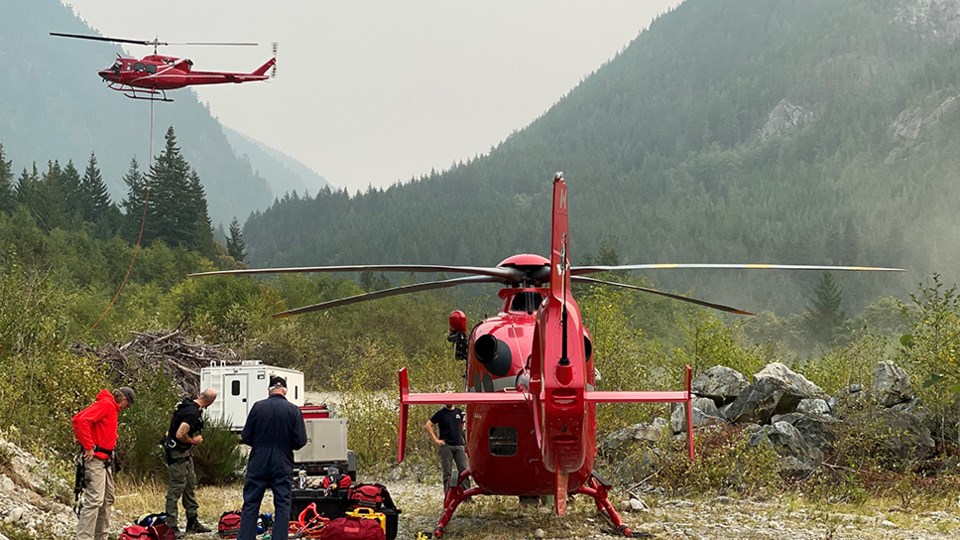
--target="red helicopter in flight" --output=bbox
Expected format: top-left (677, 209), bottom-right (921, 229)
top-left (193, 174), bottom-right (902, 537)
top-left (50, 32), bottom-right (275, 102)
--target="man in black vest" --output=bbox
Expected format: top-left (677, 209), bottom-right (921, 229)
top-left (164, 387), bottom-right (217, 537)
top-left (238, 376), bottom-right (307, 540)
top-left (425, 401), bottom-right (471, 494)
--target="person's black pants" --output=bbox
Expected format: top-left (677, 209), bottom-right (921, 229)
top-left (238, 471), bottom-right (291, 540)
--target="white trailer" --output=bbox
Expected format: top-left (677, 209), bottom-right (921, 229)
top-left (200, 360), bottom-right (305, 431)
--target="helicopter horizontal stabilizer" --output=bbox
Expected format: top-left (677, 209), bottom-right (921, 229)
top-left (397, 367), bottom-right (526, 463)
top-left (586, 364), bottom-right (695, 460)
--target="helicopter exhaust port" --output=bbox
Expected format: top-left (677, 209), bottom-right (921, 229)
top-left (474, 334), bottom-right (512, 377)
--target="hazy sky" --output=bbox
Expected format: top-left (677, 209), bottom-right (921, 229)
top-left (62, 0), bottom-right (681, 192)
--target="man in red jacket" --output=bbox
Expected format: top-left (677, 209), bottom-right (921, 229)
top-left (72, 386), bottom-right (135, 540)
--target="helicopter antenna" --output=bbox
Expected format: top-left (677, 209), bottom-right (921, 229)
top-left (559, 232), bottom-right (570, 367)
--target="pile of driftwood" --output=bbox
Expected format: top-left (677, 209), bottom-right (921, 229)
top-left (72, 330), bottom-right (240, 397)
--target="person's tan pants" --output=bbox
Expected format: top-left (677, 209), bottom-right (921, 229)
top-left (76, 458), bottom-right (114, 540)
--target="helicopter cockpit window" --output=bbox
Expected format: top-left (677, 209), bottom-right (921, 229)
top-left (145, 64), bottom-right (157, 74)
top-left (133, 62), bottom-right (145, 72)
top-left (489, 427), bottom-right (517, 456)
top-left (509, 292), bottom-right (543, 313)
top-left (111, 61), bottom-right (122, 72)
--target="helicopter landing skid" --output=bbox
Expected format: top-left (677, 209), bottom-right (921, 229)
top-left (434, 470), bottom-right (486, 538)
top-left (105, 82), bottom-right (173, 102)
top-left (574, 471), bottom-right (635, 537)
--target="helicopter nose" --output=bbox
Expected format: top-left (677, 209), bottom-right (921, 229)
top-left (98, 70), bottom-right (111, 80)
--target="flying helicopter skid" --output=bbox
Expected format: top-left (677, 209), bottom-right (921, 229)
top-left (105, 81), bottom-right (173, 102)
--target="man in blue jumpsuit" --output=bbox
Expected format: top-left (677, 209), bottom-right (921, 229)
top-left (238, 376), bottom-right (307, 540)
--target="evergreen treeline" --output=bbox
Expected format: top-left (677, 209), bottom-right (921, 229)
top-left (242, 0), bottom-right (960, 314)
top-left (0, 127), bottom-right (218, 256)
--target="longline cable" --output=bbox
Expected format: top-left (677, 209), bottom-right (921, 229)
top-left (90, 98), bottom-right (155, 330)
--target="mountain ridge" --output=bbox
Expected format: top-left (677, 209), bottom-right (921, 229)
top-left (242, 0), bottom-right (960, 313)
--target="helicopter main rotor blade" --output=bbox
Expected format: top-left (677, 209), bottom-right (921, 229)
top-left (274, 275), bottom-right (501, 318)
top-left (50, 32), bottom-right (163, 47)
top-left (572, 276), bottom-right (754, 316)
top-left (572, 263), bottom-right (905, 276)
top-left (190, 264), bottom-right (522, 282)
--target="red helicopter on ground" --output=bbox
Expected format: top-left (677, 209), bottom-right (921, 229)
top-left (50, 32), bottom-right (275, 102)
top-left (193, 173), bottom-right (902, 537)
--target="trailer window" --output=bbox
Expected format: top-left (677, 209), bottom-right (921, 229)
top-left (489, 427), bottom-right (517, 456)
top-left (231, 380), bottom-right (240, 396)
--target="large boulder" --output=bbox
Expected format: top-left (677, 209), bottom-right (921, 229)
top-left (671, 397), bottom-right (724, 434)
top-left (770, 412), bottom-right (839, 455)
top-left (756, 362), bottom-right (824, 397)
top-left (723, 363), bottom-right (823, 424)
top-left (873, 361), bottom-right (914, 407)
top-left (749, 421), bottom-right (824, 476)
top-left (692, 366), bottom-right (749, 406)
top-left (598, 418), bottom-right (669, 462)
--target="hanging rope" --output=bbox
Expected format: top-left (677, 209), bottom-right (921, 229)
top-left (91, 98), bottom-right (155, 330)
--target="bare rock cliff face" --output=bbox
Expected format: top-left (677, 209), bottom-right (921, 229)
top-left (761, 99), bottom-right (816, 139)
top-left (896, 0), bottom-right (960, 43)
top-left (885, 93), bottom-right (958, 163)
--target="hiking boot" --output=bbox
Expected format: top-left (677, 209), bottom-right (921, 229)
top-left (170, 526), bottom-right (186, 539)
top-left (185, 518), bottom-right (212, 534)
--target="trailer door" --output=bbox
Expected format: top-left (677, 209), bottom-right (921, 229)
top-left (225, 373), bottom-right (250, 429)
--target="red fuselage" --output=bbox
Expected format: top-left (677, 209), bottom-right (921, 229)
top-left (98, 55), bottom-right (272, 90)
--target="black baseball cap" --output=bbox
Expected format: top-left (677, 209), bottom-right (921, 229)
top-left (269, 376), bottom-right (287, 389)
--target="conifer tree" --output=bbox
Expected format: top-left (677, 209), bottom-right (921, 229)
top-left (149, 127), bottom-right (194, 248)
top-left (226, 217), bottom-right (246, 262)
top-left (32, 161), bottom-right (66, 231)
top-left (121, 157), bottom-right (151, 242)
top-left (60, 160), bottom-right (83, 220)
top-left (187, 169), bottom-right (216, 256)
top-left (80, 152), bottom-right (114, 222)
top-left (803, 272), bottom-right (847, 345)
top-left (0, 144), bottom-right (14, 214)
top-left (15, 163), bottom-right (40, 211)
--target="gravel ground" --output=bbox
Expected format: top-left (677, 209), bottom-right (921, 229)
top-left (386, 481), bottom-right (960, 540)
top-left (109, 479), bottom-right (960, 540)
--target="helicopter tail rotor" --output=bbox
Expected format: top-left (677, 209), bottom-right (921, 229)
top-left (271, 42), bottom-right (278, 78)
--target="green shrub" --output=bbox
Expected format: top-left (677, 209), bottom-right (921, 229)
top-left (192, 416), bottom-right (247, 485)
top-left (116, 369), bottom-right (180, 480)
top-left (655, 425), bottom-right (782, 496)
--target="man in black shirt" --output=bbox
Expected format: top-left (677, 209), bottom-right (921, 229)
top-left (238, 376), bottom-right (307, 540)
top-left (164, 387), bottom-right (217, 537)
top-left (425, 402), bottom-right (471, 494)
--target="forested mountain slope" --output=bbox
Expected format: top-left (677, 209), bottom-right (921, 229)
top-left (0, 0), bottom-right (323, 225)
top-left (245, 0), bottom-right (960, 313)
top-left (222, 126), bottom-right (329, 199)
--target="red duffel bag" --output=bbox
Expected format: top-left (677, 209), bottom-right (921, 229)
top-left (319, 515), bottom-right (385, 540)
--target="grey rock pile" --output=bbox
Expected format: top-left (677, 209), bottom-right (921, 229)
top-left (0, 437), bottom-right (75, 539)
top-left (601, 360), bottom-right (938, 480)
